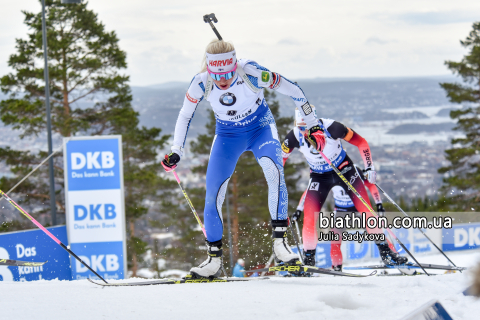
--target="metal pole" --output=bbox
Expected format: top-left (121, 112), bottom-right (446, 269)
top-left (41, 0), bottom-right (57, 225)
top-left (288, 217), bottom-right (304, 264)
top-left (226, 186), bottom-right (234, 272)
top-left (375, 183), bottom-right (459, 269)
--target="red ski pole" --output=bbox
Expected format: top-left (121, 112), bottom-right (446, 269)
top-left (0, 190), bottom-right (108, 283)
top-left (171, 170), bottom-right (207, 237)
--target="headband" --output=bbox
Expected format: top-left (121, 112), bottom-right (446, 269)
top-left (206, 50), bottom-right (236, 73)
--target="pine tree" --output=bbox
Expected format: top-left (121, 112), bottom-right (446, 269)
top-left (439, 21), bottom-right (480, 210)
top-left (0, 0), bottom-right (169, 275)
top-left (189, 89), bottom-right (305, 270)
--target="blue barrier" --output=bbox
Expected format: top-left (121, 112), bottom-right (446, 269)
top-left (443, 222), bottom-right (480, 251)
top-left (0, 226), bottom-right (72, 281)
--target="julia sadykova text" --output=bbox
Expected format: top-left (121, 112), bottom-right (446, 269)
top-left (318, 231), bottom-right (385, 243)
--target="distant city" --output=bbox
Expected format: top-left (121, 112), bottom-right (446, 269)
top-left (130, 75), bottom-right (459, 201)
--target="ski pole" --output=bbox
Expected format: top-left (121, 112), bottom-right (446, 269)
top-left (170, 170), bottom-right (229, 277)
top-left (203, 13), bottom-right (223, 40)
top-left (288, 217), bottom-right (304, 265)
top-left (0, 190), bottom-right (109, 283)
top-left (375, 183), bottom-right (459, 269)
top-left (171, 170), bottom-right (207, 237)
top-left (316, 151), bottom-right (430, 276)
top-left (295, 221), bottom-right (302, 244)
top-left (0, 147), bottom-right (61, 203)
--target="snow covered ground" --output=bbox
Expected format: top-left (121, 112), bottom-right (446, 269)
top-left (1, 250), bottom-right (479, 320)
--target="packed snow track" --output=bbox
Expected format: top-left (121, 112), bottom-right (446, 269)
top-left (0, 251), bottom-right (479, 319)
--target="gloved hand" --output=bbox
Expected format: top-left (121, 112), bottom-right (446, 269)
top-left (304, 125), bottom-right (326, 152)
top-left (292, 209), bottom-right (302, 222)
top-left (376, 203), bottom-right (385, 217)
top-left (364, 166), bottom-right (376, 184)
top-left (162, 152), bottom-right (180, 172)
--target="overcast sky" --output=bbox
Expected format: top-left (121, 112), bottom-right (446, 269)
top-left (2, 0), bottom-right (480, 86)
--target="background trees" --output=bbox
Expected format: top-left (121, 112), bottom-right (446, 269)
top-left (439, 21), bottom-right (480, 211)
top-left (0, 0), bottom-right (169, 275)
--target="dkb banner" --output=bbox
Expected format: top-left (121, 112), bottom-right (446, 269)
top-left (0, 226), bottom-right (71, 281)
top-left (64, 135), bottom-right (126, 280)
top-left (442, 222), bottom-right (480, 251)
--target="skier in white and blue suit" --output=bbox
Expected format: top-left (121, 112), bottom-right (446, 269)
top-left (162, 40), bottom-right (324, 278)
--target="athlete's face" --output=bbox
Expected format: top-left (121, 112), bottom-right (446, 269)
top-left (212, 74), bottom-right (235, 90)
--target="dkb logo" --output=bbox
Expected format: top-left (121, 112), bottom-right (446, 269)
top-left (74, 204), bottom-right (117, 221)
top-left (71, 151), bottom-right (115, 170)
top-left (76, 254), bottom-right (120, 272)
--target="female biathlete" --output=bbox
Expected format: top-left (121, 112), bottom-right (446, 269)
top-left (282, 108), bottom-right (407, 270)
top-left (162, 40), bottom-right (324, 278)
top-left (294, 165), bottom-right (405, 271)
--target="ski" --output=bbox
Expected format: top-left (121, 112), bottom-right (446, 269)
top-left (245, 264), bottom-right (376, 277)
top-left (0, 259), bottom-right (47, 267)
top-left (376, 271), bottom-right (426, 277)
top-left (87, 276), bottom-right (269, 287)
top-left (344, 262), bottom-right (466, 272)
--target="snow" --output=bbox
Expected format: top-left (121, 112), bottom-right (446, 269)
top-left (1, 251), bottom-right (479, 320)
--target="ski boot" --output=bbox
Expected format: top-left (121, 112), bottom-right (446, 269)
top-left (289, 249), bottom-right (316, 277)
top-left (332, 265), bottom-right (342, 272)
top-left (376, 242), bottom-right (408, 265)
top-left (303, 249), bottom-right (316, 266)
top-left (189, 240), bottom-right (223, 279)
top-left (272, 220), bottom-right (303, 276)
top-left (272, 220), bottom-right (300, 264)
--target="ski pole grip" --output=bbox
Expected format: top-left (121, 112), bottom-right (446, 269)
top-left (203, 13), bottom-right (223, 40)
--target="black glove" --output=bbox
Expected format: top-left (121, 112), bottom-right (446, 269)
top-left (377, 203), bottom-right (385, 217)
top-left (292, 209), bottom-right (302, 222)
top-left (162, 152), bottom-right (180, 172)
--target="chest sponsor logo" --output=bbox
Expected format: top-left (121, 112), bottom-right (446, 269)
top-left (229, 109), bottom-right (252, 121)
top-left (281, 143), bottom-right (290, 153)
top-left (186, 92), bottom-right (198, 103)
top-left (237, 80), bottom-right (244, 85)
top-left (309, 182), bottom-right (319, 191)
top-left (219, 92), bottom-right (237, 106)
top-left (349, 172), bottom-right (359, 185)
top-left (340, 166), bottom-right (351, 175)
top-left (256, 98), bottom-right (262, 106)
top-left (338, 161), bottom-right (348, 170)
top-left (261, 71), bottom-right (270, 83)
top-left (227, 110), bottom-right (237, 116)
top-left (309, 147), bottom-right (319, 155)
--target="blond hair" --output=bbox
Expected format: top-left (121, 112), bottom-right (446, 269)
top-left (200, 39), bottom-right (236, 73)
